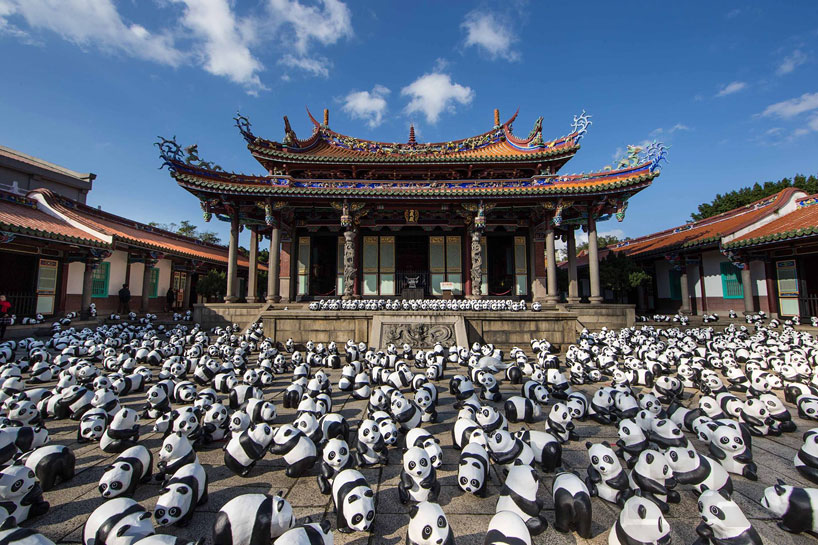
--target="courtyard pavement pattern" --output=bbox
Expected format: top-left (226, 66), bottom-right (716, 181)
top-left (18, 350), bottom-right (818, 545)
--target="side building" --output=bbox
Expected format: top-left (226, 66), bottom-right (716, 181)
top-left (612, 187), bottom-right (818, 318)
top-left (0, 145), bottom-right (251, 318)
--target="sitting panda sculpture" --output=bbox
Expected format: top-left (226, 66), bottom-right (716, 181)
top-left (407, 501), bottom-right (455, 545)
top-left (398, 447), bottom-right (440, 504)
top-left (98, 445), bottom-right (153, 499)
top-left (153, 462), bottom-right (208, 527)
top-left (212, 492), bottom-right (296, 545)
top-left (331, 469), bottom-right (375, 534)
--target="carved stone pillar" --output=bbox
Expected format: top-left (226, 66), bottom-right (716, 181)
top-left (566, 228), bottom-right (579, 303)
top-left (342, 228), bottom-right (357, 299)
top-left (469, 228), bottom-right (483, 298)
top-left (225, 210), bottom-right (239, 303)
top-left (588, 215), bottom-right (602, 304)
top-left (530, 232), bottom-right (546, 301)
top-left (80, 258), bottom-right (96, 317)
top-left (267, 223), bottom-right (281, 303)
top-left (182, 269), bottom-right (192, 309)
top-left (545, 226), bottom-right (558, 304)
top-left (679, 267), bottom-right (691, 314)
top-left (742, 262), bottom-right (755, 314)
top-left (141, 258), bottom-right (157, 313)
top-left (246, 227), bottom-right (259, 303)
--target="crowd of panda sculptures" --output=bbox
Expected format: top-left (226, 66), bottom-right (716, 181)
top-left (0, 315), bottom-right (816, 545)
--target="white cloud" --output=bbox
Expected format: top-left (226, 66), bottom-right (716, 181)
top-left (776, 49), bottom-right (807, 75)
top-left (461, 10), bottom-right (518, 61)
top-left (650, 123), bottom-right (690, 136)
top-left (715, 81), bottom-right (747, 97)
top-left (172, 0), bottom-right (265, 93)
top-left (266, 0), bottom-right (352, 76)
top-left (342, 85), bottom-right (390, 128)
top-left (759, 92), bottom-right (818, 118)
top-left (726, 8), bottom-right (741, 19)
top-left (279, 54), bottom-right (330, 78)
top-left (0, 0), bottom-right (184, 66)
top-left (401, 72), bottom-right (474, 124)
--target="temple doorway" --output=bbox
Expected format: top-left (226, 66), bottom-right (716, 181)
top-left (309, 235), bottom-right (338, 297)
top-left (396, 235), bottom-right (429, 297)
top-left (487, 235), bottom-right (514, 296)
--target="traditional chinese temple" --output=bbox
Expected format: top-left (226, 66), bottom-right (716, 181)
top-left (159, 108), bottom-right (667, 312)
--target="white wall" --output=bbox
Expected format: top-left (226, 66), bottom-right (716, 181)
top-left (702, 251), bottom-right (724, 298)
top-left (67, 262), bottom-right (84, 295)
top-left (107, 251), bottom-right (128, 296)
top-left (156, 259), bottom-right (172, 296)
top-left (690, 263), bottom-right (702, 298)
top-left (750, 260), bottom-right (768, 296)
top-left (130, 262), bottom-right (145, 294)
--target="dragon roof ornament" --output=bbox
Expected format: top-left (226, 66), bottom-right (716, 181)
top-left (571, 110), bottom-right (592, 144)
top-left (234, 112), bottom-right (255, 144)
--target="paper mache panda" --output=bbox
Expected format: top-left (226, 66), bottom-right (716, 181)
top-left (585, 441), bottom-right (632, 507)
top-left (496, 460), bottom-right (548, 535)
top-left (399, 447), bottom-right (440, 504)
top-left (608, 495), bottom-right (670, 545)
top-left (331, 469), bottom-right (375, 534)
top-left (693, 490), bottom-right (762, 545)
top-left (98, 445), bottom-right (153, 499)
top-left (153, 462), bottom-right (208, 527)
top-left (760, 480), bottom-right (818, 535)
top-left (552, 471), bottom-right (592, 538)
top-left (407, 501), bottom-right (455, 545)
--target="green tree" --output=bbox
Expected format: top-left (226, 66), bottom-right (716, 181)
top-left (576, 234), bottom-right (620, 255)
top-left (600, 252), bottom-right (650, 302)
top-left (198, 231), bottom-right (221, 244)
top-left (177, 220), bottom-right (198, 238)
top-left (146, 220), bottom-right (222, 245)
top-left (691, 173), bottom-right (818, 220)
top-left (196, 270), bottom-right (226, 301)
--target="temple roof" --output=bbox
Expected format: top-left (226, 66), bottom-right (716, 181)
top-left (612, 188), bottom-right (802, 257)
top-left (724, 194), bottom-right (818, 249)
top-left (0, 190), bottom-right (107, 247)
top-left (238, 109), bottom-right (590, 168)
top-left (32, 189), bottom-right (253, 267)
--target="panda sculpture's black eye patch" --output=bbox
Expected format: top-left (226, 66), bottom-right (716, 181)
top-left (638, 505), bottom-right (647, 519)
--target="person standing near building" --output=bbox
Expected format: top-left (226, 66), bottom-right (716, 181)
top-left (165, 287), bottom-right (175, 312)
top-left (0, 295), bottom-right (11, 339)
top-left (118, 284), bottom-right (130, 314)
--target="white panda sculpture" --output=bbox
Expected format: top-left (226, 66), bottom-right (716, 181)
top-left (398, 447), bottom-right (439, 504)
top-left (156, 432), bottom-right (198, 482)
top-left (665, 445), bottom-right (733, 496)
top-left (270, 520), bottom-right (333, 545)
top-left (693, 490), bottom-right (762, 545)
top-left (514, 429), bottom-right (563, 473)
top-left (585, 441), bottom-right (632, 507)
top-left (708, 423), bottom-right (758, 481)
top-left (223, 423), bottom-right (273, 477)
top-left (628, 449), bottom-right (680, 514)
top-left (457, 442), bottom-right (489, 497)
top-left (407, 501), bottom-right (455, 545)
top-left (760, 480), bottom-right (818, 535)
top-left (331, 469), bottom-right (375, 534)
top-left (608, 495), bottom-right (670, 545)
top-left (794, 430), bottom-right (818, 485)
top-left (19, 444), bottom-right (75, 492)
top-left (153, 462), bottom-right (208, 527)
top-left (355, 419), bottom-right (388, 466)
top-left (98, 445), bottom-right (153, 498)
top-left (99, 408), bottom-right (140, 453)
top-left (317, 438), bottom-right (354, 495)
top-left (0, 461), bottom-right (49, 523)
top-left (496, 460), bottom-right (548, 535)
top-left (269, 424), bottom-right (318, 478)
top-left (484, 511), bottom-right (531, 545)
top-left (212, 492), bottom-right (296, 545)
top-left (552, 471), bottom-right (592, 538)
top-left (83, 497), bottom-right (154, 545)
top-left (405, 428), bottom-right (443, 469)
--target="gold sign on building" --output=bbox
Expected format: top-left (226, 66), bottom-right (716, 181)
top-left (405, 209), bottom-right (419, 223)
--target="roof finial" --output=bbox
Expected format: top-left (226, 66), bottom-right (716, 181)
top-left (323, 108), bottom-right (329, 127)
top-left (408, 123), bottom-right (416, 145)
top-left (494, 109), bottom-right (500, 127)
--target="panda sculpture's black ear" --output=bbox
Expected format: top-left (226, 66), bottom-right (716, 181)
top-left (409, 504), bottom-right (419, 518)
top-left (601, 440), bottom-right (611, 448)
top-left (774, 483), bottom-right (786, 495)
top-left (776, 478), bottom-right (786, 486)
top-left (585, 442), bottom-right (592, 449)
top-left (0, 517), bottom-right (16, 531)
top-left (716, 489), bottom-right (731, 501)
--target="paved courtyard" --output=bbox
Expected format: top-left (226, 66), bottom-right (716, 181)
top-left (18, 339), bottom-right (816, 545)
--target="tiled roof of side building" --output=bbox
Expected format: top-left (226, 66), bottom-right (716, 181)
top-left (0, 190), bottom-right (108, 247)
top-left (611, 188), bottom-right (802, 257)
top-left (32, 189), bottom-right (255, 267)
top-left (724, 194), bottom-right (818, 249)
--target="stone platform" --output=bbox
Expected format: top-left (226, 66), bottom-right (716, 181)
top-left (24, 361), bottom-right (808, 545)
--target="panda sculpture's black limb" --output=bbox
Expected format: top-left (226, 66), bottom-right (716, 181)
top-left (552, 472), bottom-right (593, 539)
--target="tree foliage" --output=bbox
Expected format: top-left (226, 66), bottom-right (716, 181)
top-left (692, 173), bottom-right (818, 221)
top-left (147, 220), bottom-right (222, 245)
top-left (600, 252), bottom-right (650, 299)
top-left (195, 269), bottom-right (226, 300)
top-left (576, 234), bottom-right (621, 254)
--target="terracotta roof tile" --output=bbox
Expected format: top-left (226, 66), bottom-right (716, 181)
top-left (612, 188), bottom-right (801, 257)
top-left (0, 192), bottom-right (107, 247)
top-left (725, 195), bottom-right (818, 248)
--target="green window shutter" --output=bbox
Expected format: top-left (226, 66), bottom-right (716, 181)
top-left (149, 267), bottom-right (159, 298)
top-left (668, 269), bottom-right (681, 301)
top-left (720, 262), bottom-right (744, 299)
top-left (91, 262), bottom-right (110, 298)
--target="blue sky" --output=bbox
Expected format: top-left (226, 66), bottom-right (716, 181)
top-left (1, 1), bottom-right (817, 248)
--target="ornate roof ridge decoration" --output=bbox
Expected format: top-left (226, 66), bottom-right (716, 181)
top-left (0, 189), bottom-right (37, 209)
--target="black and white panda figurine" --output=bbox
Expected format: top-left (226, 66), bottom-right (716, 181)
top-left (223, 423), bottom-right (273, 477)
top-left (0, 461), bottom-right (49, 522)
top-left (514, 429), bottom-right (562, 473)
top-left (628, 449), bottom-right (680, 514)
top-left (693, 489), bottom-right (762, 545)
top-left (143, 383), bottom-right (172, 419)
top-left (545, 403), bottom-right (576, 443)
top-left (476, 405), bottom-right (507, 434)
top-left (708, 423), bottom-right (758, 480)
top-left (99, 445), bottom-right (153, 498)
top-left (355, 419), bottom-right (388, 466)
top-left (608, 495), bottom-right (670, 545)
top-left (739, 398), bottom-right (781, 437)
top-left (504, 396), bottom-right (542, 424)
top-left (407, 501), bottom-right (455, 545)
top-left (157, 432), bottom-right (198, 482)
top-left (484, 508), bottom-right (531, 545)
top-left (317, 438), bottom-right (354, 495)
top-left (496, 459), bottom-right (548, 535)
top-left (203, 403), bottom-right (230, 443)
top-left (585, 441), bottom-right (631, 507)
top-left (83, 497), bottom-right (154, 545)
top-left (399, 447), bottom-right (440, 504)
top-left (153, 462), bottom-right (208, 527)
top-left (331, 469), bottom-right (375, 534)
top-left (212, 492), bottom-right (296, 545)
top-left (794, 430), bottom-right (818, 484)
top-left (271, 519), bottom-right (333, 545)
top-left (616, 418), bottom-right (648, 468)
top-left (269, 424), bottom-right (318, 478)
top-left (100, 408), bottom-right (140, 453)
top-left (552, 471), bottom-right (593, 538)
top-left (405, 428), bottom-right (443, 469)
top-left (665, 445), bottom-right (733, 496)
top-left (77, 408), bottom-right (108, 443)
top-left (649, 418), bottom-right (688, 449)
top-left (18, 444), bottom-right (75, 492)
top-left (457, 442), bottom-right (489, 497)
top-left (391, 396), bottom-right (422, 434)
top-left (487, 429), bottom-right (534, 477)
top-left (760, 480), bottom-right (818, 535)
top-left (0, 518), bottom-right (55, 545)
